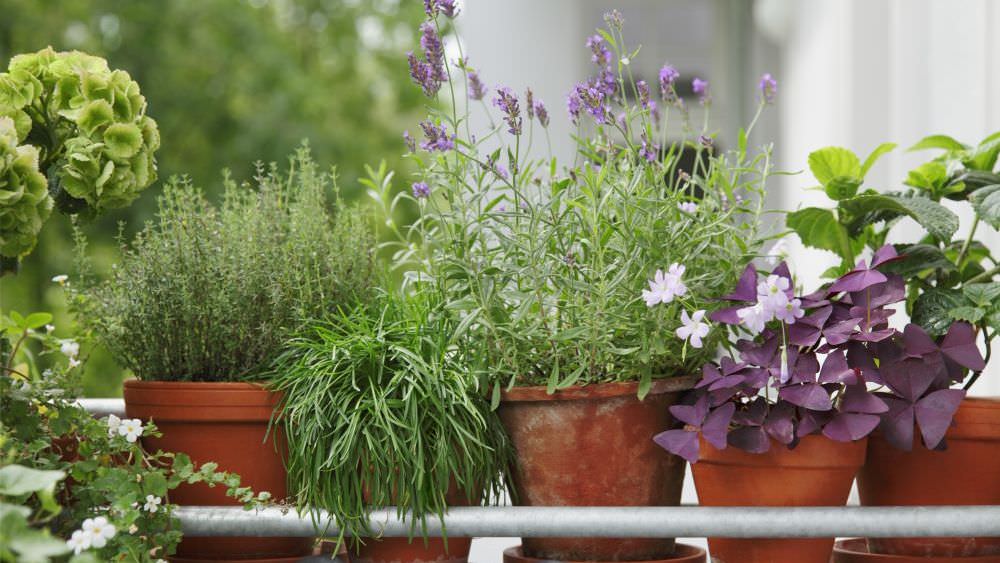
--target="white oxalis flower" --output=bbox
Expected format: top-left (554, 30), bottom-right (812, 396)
top-left (144, 495), bottom-right (162, 513)
top-left (66, 529), bottom-right (91, 554)
top-left (51, 274), bottom-right (69, 284)
top-left (737, 302), bottom-right (769, 335)
top-left (82, 516), bottom-right (116, 548)
top-left (774, 297), bottom-right (805, 324)
top-left (106, 414), bottom-right (122, 437)
top-left (118, 418), bottom-right (144, 443)
top-left (676, 309), bottom-right (711, 348)
top-left (60, 340), bottom-right (80, 359)
top-left (642, 263), bottom-right (688, 306)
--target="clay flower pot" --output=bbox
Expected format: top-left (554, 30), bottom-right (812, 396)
top-left (123, 380), bottom-right (313, 562)
top-left (502, 543), bottom-right (707, 563)
top-left (497, 377), bottom-right (696, 562)
top-left (858, 397), bottom-right (1000, 558)
top-left (691, 434), bottom-right (867, 563)
top-left (832, 538), bottom-right (1000, 562)
top-left (351, 536), bottom-right (472, 563)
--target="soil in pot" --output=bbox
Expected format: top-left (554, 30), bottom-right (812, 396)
top-left (502, 543), bottom-right (707, 563)
top-left (858, 398), bottom-right (1000, 558)
top-left (123, 380), bottom-right (313, 561)
top-left (691, 434), bottom-right (867, 563)
top-left (497, 377), bottom-right (696, 562)
top-left (832, 538), bottom-right (1000, 563)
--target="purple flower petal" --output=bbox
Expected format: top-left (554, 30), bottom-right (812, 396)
top-left (701, 402), bottom-right (736, 450)
top-left (727, 426), bottom-right (771, 453)
top-left (764, 402), bottom-right (795, 445)
top-left (823, 412), bottom-right (881, 442)
top-left (879, 396), bottom-right (915, 451)
top-left (914, 388), bottom-right (965, 449)
top-left (840, 383), bottom-right (889, 414)
top-left (771, 262), bottom-right (795, 299)
top-left (818, 349), bottom-right (856, 384)
top-left (940, 322), bottom-right (986, 371)
top-left (653, 429), bottom-right (700, 463)
top-left (779, 383), bottom-right (832, 411)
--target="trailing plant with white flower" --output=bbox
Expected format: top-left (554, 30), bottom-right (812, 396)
top-left (370, 7), bottom-right (777, 399)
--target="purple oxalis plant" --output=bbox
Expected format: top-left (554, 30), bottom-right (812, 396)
top-left (654, 245), bottom-right (986, 463)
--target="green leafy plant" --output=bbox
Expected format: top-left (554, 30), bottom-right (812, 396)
top-left (269, 285), bottom-right (510, 546)
top-left (0, 48), bottom-right (160, 268)
top-left (0, 310), bottom-right (270, 563)
top-left (787, 132), bottom-right (999, 389)
top-left (378, 9), bottom-right (775, 399)
top-left (0, 116), bottom-right (51, 260)
top-left (72, 146), bottom-right (376, 382)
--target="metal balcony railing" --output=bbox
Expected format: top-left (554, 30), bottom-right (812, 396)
top-left (76, 399), bottom-right (1000, 540)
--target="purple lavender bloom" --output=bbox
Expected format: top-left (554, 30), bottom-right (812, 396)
top-left (494, 164), bottom-right (509, 180)
top-left (467, 71), bottom-right (487, 100)
top-left (616, 112), bottom-right (627, 130)
top-left (533, 99), bottom-right (549, 127)
top-left (692, 77), bottom-right (710, 104)
top-left (437, 0), bottom-right (459, 18)
top-left (659, 64), bottom-right (679, 99)
top-left (403, 130), bottom-right (416, 152)
top-left (598, 68), bottom-right (617, 97)
top-left (604, 9), bottom-right (624, 29)
top-left (525, 88), bottom-right (535, 120)
top-left (567, 89), bottom-right (582, 124)
top-left (418, 120), bottom-right (455, 152)
top-left (636, 79), bottom-right (651, 109)
top-left (420, 23), bottom-right (447, 82)
top-left (493, 86), bottom-right (522, 135)
top-left (423, 0), bottom-right (436, 16)
top-left (586, 34), bottom-right (613, 66)
top-left (759, 72), bottom-right (777, 103)
top-left (640, 135), bottom-right (659, 162)
top-left (411, 181), bottom-right (432, 199)
top-left (650, 100), bottom-right (661, 123)
top-left (407, 51), bottom-right (440, 97)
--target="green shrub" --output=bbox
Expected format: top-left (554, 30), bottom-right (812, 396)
top-left (0, 116), bottom-right (51, 259)
top-left (73, 146), bottom-right (376, 382)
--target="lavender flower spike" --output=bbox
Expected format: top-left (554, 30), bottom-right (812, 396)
top-left (424, 0), bottom-right (457, 18)
top-left (407, 51), bottom-right (439, 97)
top-left (493, 86), bottom-right (522, 135)
top-left (659, 64), bottom-right (679, 100)
top-left (586, 35), bottom-right (613, 66)
top-left (420, 23), bottom-right (447, 82)
top-left (759, 73), bottom-right (777, 103)
top-left (692, 77), bottom-right (710, 105)
top-left (533, 99), bottom-right (549, 128)
top-left (418, 120), bottom-right (455, 152)
top-left (412, 181), bottom-right (432, 199)
top-left (467, 71), bottom-right (487, 100)
top-left (525, 88), bottom-right (535, 120)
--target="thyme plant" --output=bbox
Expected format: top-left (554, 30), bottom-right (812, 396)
top-left (72, 146), bottom-right (376, 381)
top-left (269, 285), bottom-right (510, 545)
top-left (377, 7), bottom-right (776, 399)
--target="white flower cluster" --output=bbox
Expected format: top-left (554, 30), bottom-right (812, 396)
top-left (106, 414), bottom-right (145, 442)
top-left (642, 263), bottom-right (688, 306)
top-left (66, 516), bottom-right (116, 554)
top-left (736, 274), bottom-right (804, 334)
top-left (60, 339), bottom-right (81, 369)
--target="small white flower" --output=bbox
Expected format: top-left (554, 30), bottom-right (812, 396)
top-left (737, 302), bottom-right (770, 335)
top-left (118, 418), bottom-right (144, 443)
top-left (128, 524), bottom-right (139, 534)
top-left (757, 274), bottom-right (790, 302)
top-left (60, 340), bottom-right (79, 359)
top-left (68, 357), bottom-right (82, 369)
top-left (642, 263), bottom-right (687, 306)
top-left (620, 57), bottom-right (630, 65)
top-left (107, 414), bottom-right (122, 437)
top-left (67, 529), bottom-right (91, 554)
top-left (52, 274), bottom-right (68, 284)
top-left (676, 310), bottom-right (711, 348)
top-left (45, 324), bottom-right (55, 332)
top-left (143, 495), bottom-right (162, 513)
top-left (82, 516), bottom-right (116, 548)
top-left (774, 298), bottom-right (805, 324)
top-left (678, 201), bottom-right (698, 214)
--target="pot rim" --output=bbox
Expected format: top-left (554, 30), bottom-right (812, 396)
top-left (500, 376), bottom-right (699, 403)
top-left (123, 380), bottom-right (282, 421)
top-left (833, 538), bottom-right (1000, 561)
top-left (503, 544), bottom-right (706, 563)
top-left (697, 434), bottom-right (868, 469)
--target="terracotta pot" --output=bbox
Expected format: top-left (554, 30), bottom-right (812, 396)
top-left (498, 377), bottom-right (696, 561)
top-left (691, 434), bottom-right (867, 563)
top-left (123, 380), bottom-right (313, 561)
top-left (502, 543), bottom-right (707, 563)
top-left (858, 397), bottom-right (1000, 557)
top-left (832, 538), bottom-right (1000, 563)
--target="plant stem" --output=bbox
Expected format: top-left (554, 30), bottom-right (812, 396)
top-left (955, 214), bottom-right (980, 269)
top-left (968, 264), bottom-right (1000, 284)
top-left (964, 326), bottom-right (992, 391)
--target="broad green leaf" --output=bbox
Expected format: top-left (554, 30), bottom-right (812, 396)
top-left (8, 528), bottom-right (70, 562)
top-left (969, 184), bottom-right (1000, 229)
top-left (904, 161), bottom-right (948, 194)
top-left (860, 142), bottom-right (897, 177)
top-left (22, 313), bottom-right (52, 330)
top-left (786, 207), bottom-right (853, 263)
top-left (968, 135), bottom-right (1000, 171)
top-left (0, 465), bottom-right (65, 497)
top-left (912, 287), bottom-right (967, 337)
top-left (963, 282), bottom-right (1000, 308)
top-left (880, 244), bottom-right (956, 278)
top-left (825, 177), bottom-right (863, 200)
top-left (808, 146), bottom-right (862, 184)
top-left (839, 193), bottom-right (958, 243)
top-left (907, 134), bottom-right (968, 153)
top-left (144, 472), bottom-right (168, 497)
top-left (950, 306), bottom-right (986, 324)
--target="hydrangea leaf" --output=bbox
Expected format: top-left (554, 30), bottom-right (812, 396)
top-left (912, 287), bottom-right (967, 337)
top-left (839, 193), bottom-right (959, 243)
top-left (860, 142), bottom-right (897, 177)
top-left (808, 146), bottom-right (862, 196)
top-left (907, 134), bottom-right (968, 153)
top-left (786, 207), bottom-right (853, 263)
top-left (950, 306), bottom-right (985, 324)
top-left (963, 282), bottom-right (1000, 308)
top-left (969, 184), bottom-right (1000, 229)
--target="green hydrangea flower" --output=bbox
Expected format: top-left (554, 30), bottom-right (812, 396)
top-left (0, 47), bottom-right (160, 215)
top-left (0, 116), bottom-right (52, 258)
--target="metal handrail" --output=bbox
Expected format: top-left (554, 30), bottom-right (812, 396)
top-left (76, 399), bottom-right (1000, 539)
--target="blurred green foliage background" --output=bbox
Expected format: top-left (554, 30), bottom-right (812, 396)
top-left (0, 0), bottom-right (426, 395)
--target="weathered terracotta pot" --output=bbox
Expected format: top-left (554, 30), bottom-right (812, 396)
top-left (832, 538), bottom-right (1000, 563)
top-left (858, 397), bottom-right (1000, 558)
top-left (498, 377), bottom-right (696, 561)
top-left (692, 434), bottom-right (867, 563)
top-left (502, 543), bottom-right (707, 563)
top-left (123, 380), bottom-right (313, 562)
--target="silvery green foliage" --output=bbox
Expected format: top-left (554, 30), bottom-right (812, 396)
top-left (0, 116), bottom-right (51, 257)
top-left (0, 47), bottom-right (160, 220)
top-left (73, 147), bottom-right (376, 382)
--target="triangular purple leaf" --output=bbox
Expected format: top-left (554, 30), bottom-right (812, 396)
top-left (727, 426), bottom-right (771, 453)
top-left (720, 264), bottom-right (758, 302)
top-left (914, 388), bottom-right (965, 450)
top-left (829, 268), bottom-right (888, 294)
top-left (779, 383), bottom-right (832, 411)
top-left (878, 396), bottom-right (915, 451)
top-left (701, 402), bottom-right (735, 450)
top-left (653, 429), bottom-right (700, 463)
top-left (764, 402), bottom-right (796, 445)
top-left (840, 383), bottom-right (889, 414)
top-left (823, 412), bottom-right (880, 442)
top-left (669, 395), bottom-right (708, 427)
top-left (940, 322), bottom-right (986, 371)
top-left (818, 349), bottom-right (856, 384)
top-left (881, 358), bottom-right (936, 402)
top-left (871, 244), bottom-right (901, 267)
top-left (903, 323), bottom-right (938, 358)
top-left (709, 305), bottom-right (744, 325)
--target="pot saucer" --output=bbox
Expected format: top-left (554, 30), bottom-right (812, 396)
top-left (832, 539), bottom-right (1000, 562)
top-left (503, 544), bottom-right (706, 563)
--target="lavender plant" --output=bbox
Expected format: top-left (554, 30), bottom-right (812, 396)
top-left (654, 245), bottom-right (985, 463)
top-left (373, 6), bottom-right (777, 400)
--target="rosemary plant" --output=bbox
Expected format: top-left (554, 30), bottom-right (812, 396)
top-left (269, 285), bottom-right (510, 544)
top-left (72, 146), bottom-right (376, 381)
top-left (376, 8), bottom-right (777, 399)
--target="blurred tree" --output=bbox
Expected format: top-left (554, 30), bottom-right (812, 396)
top-left (0, 0), bottom-right (426, 395)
